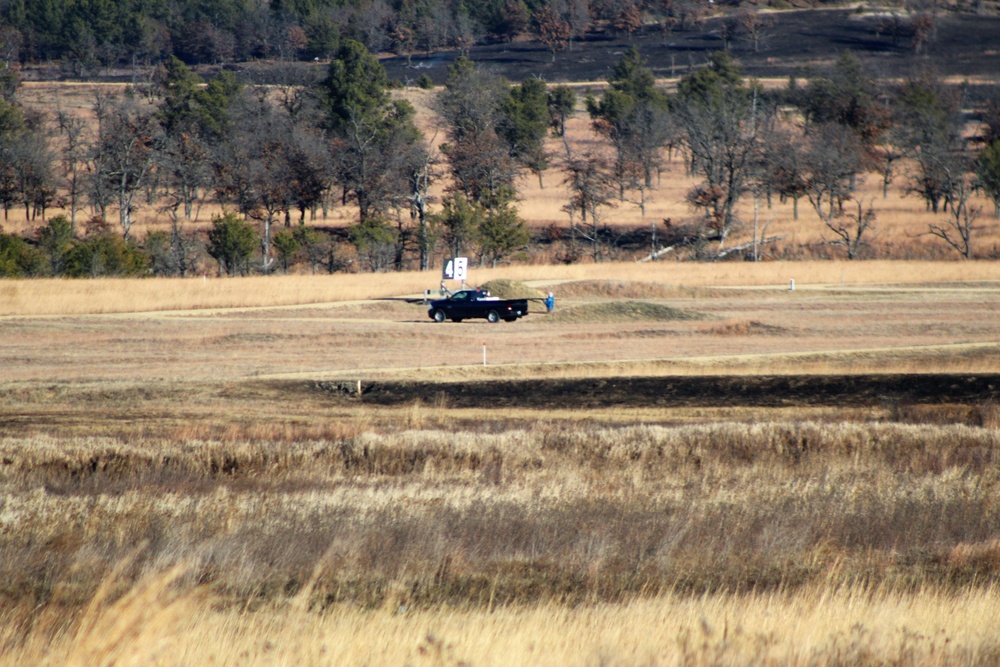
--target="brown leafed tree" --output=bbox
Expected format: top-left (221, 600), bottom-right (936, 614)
top-left (660, 0), bottom-right (707, 32)
top-left (533, 5), bottom-right (572, 61)
top-left (910, 12), bottom-right (937, 54)
top-left (611, 2), bottom-right (643, 39)
top-left (498, 0), bottom-right (531, 42)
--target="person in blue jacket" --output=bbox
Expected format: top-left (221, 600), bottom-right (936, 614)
top-left (544, 292), bottom-right (555, 312)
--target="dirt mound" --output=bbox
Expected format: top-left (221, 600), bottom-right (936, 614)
top-left (552, 280), bottom-right (685, 299)
top-left (550, 301), bottom-right (701, 323)
top-left (479, 279), bottom-right (546, 299)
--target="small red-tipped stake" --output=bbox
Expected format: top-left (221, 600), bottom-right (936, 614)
top-left (482, 342), bottom-right (487, 366)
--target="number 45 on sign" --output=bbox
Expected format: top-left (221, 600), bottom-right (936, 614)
top-left (442, 257), bottom-right (468, 282)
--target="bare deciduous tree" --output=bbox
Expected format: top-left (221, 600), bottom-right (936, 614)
top-left (826, 198), bottom-right (877, 260)
top-left (674, 52), bottom-right (767, 246)
top-left (562, 151), bottom-right (617, 262)
top-left (158, 131), bottom-right (210, 222)
top-left (928, 174), bottom-right (980, 258)
top-left (760, 126), bottom-right (807, 220)
top-left (738, 8), bottom-right (773, 53)
top-left (56, 108), bottom-right (88, 234)
top-left (437, 57), bottom-right (518, 210)
top-left (801, 123), bottom-right (877, 259)
top-left (91, 94), bottom-right (160, 239)
top-left (803, 123), bottom-right (863, 224)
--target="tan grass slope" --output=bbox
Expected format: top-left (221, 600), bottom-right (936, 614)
top-left (478, 279), bottom-right (545, 299)
top-left (5, 260), bottom-right (1000, 317)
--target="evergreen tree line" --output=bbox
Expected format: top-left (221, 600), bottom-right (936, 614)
top-left (0, 0), bottom-right (945, 72)
top-left (0, 0), bottom-right (680, 70)
top-left (3, 43), bottom-right (1000, 279)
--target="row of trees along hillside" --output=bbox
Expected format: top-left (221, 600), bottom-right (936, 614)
top-left (2, 45), bottom-right (1000, 278)
top-left (0, 0), bottom-right (960, 72)
top-left (0, 0), bottom-right (700, 69)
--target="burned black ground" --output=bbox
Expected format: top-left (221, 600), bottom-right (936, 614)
top-left (312, 373), bottom-right (1000, 410)
top-left (382, 9), bottom-right (1000, 88)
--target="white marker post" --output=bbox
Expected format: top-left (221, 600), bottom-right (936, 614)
top-left (482, 341), bottom-right (487, 366)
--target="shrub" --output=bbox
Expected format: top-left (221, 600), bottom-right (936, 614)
top-left (35, 215), bottom-right (74, 275)
top-left (145, 228), bottom-right (201, 277)
top-left (293, 226), bottom-right (332, 274)
top-left (63, 232), bottom-right (149, 278)
top-left (0, 232), bottom-right (43, 277)
top-left (349, 216), bottom-right (397, 272)
top-left (207, 212), bottom-right (258, 276)
top-left (273, 228), bottom-right (301, 273)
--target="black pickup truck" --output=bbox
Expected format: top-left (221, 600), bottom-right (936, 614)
top-left (428, 289), bottom-right (529, 323)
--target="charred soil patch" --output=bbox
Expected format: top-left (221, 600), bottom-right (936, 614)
top-left (312, 373), bottom-right (1000, 410)
top-left (382, 10), bottom-right (1000, 85)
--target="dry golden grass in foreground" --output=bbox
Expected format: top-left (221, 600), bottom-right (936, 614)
top-left (3, 577), bottom-right (1000, 666)
top-left (3, 415), bottom-right (1000, 665)
top-left (3, 260), bottom-right (1000, 316)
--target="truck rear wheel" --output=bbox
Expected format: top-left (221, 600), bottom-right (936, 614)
top-left (431, 309), bottom-right (445, 323)
top-left (486, 310), bottom-right (500, 323)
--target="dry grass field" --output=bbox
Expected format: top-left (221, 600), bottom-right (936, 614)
top-left (5, 72), bottom-right (1000, 667)
top-left (3, 265), bottom-right (1000, 664)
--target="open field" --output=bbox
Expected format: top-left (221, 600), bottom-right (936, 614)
top-left (3, 262), bottom-right (1000, 384)
top-left (6, 9), bottom-right (1000, 662)
top-left (3, 267), bottom-right (1000, 664)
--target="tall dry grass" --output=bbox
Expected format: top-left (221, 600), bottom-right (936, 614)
top-left (4, 420), bottom-right (1000, 614)
top-left (3, 261), bottom-right (1000, 316)
top-left (4, 393), bottom-right (1000, 664)
top-left (4, 574), bottom-right (1000, 666)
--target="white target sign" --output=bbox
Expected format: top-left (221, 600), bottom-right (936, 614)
top-left (442, 257), bottom-right (468, 281)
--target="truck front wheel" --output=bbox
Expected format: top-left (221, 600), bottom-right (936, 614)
top-left (486, 310), bottom-right (500, 323)
top-left (431, 309), bottom-right (446, 323)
